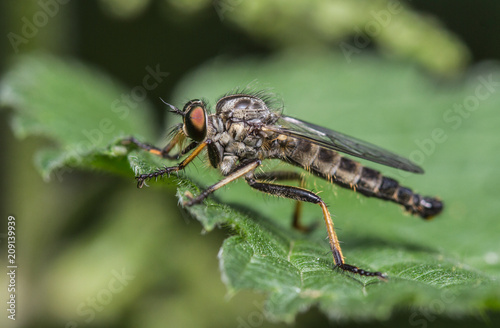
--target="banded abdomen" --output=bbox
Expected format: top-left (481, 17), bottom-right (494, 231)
top-left (284, 137), bottom-right (443, 219)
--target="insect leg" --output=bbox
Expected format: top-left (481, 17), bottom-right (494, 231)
top-left (245, 176), bottom-right (386, 279)
top-left (169, 141), bottom-right (199, 159)
top-left (183, 159), bottom-right (261, 206)
top-left (135, 141), bottom-right (208, 188)
top-left (123, 135), bottom-right (197, 160)
top-left (253, 171), bottom-right (310, 231)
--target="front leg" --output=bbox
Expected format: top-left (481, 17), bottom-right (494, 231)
top-left (122, 136), bottom-right (197, 160)
top-left (135, 141), bottom-right (209, 188)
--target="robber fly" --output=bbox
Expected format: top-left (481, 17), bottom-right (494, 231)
top-left (123, 90), bottom-right (443, 279)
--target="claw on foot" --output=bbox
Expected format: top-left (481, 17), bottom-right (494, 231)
top-left (136, 178), bottom-right (146, 188)
top-left (338, 263), bottom-right (387, 281)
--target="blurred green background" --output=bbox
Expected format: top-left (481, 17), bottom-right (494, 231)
top-left (1, 1), bottom-right (500, 327)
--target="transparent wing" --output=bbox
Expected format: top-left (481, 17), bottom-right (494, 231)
top-left (268, 116), bottom-right (423, 174)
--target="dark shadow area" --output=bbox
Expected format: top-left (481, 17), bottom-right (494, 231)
top-left (76, 1), bottom-right (270, 127)
top-left (295, 305), bottom-right (499, 328)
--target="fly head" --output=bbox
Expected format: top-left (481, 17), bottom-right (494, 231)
top-left (165, 99), bottom-right (208, 142)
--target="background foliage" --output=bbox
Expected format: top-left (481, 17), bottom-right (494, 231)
top-left (1, 1), bottom-right (500, 327)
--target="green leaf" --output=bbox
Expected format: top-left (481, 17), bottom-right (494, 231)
top-left (2, 53), bottom-right (499, 323)
top-left (0, 53), bottom-right (154, 180)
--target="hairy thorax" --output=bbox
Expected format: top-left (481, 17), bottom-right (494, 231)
top-left (208, 94), bottom-right (280, 175)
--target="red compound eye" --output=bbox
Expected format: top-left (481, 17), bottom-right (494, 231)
top-left (184, 104), bottom-right (207, 141)
top-left (189, 106), bottom-right (205, 130)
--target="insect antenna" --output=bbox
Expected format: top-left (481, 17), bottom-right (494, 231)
top-left (160, 97), bottom-right (185, 116)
